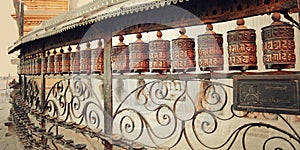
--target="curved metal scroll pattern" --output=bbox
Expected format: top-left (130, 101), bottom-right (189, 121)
top-left (26, 79), bottom-right (41, 110)
top-left (43, 78), bottom-right (105, 130)
top-left (113, 80), bottom-right (300, 149)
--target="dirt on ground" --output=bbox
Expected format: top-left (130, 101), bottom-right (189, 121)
top-left (0, 100), bottom-right (24, 150)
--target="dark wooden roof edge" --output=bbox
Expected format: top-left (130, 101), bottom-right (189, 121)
top-left (8, 0), bottom-right (299, 54)
top-left (8, 0), bottom-right (189, 54)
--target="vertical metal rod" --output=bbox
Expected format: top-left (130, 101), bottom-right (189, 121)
top-left (40, 46), bottom-right (47, 146)
top-left (41, 47), bottom-right (46, 113)
top-left (103, 38), bottom-right (113, 149)
top-left (23, 75), bottom-right (27, 101)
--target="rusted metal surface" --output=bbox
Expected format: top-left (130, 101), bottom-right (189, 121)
top-left (54, 48), bottom-right (63, 74)
top-left (35, 53), bottom-right (41, 75)
top-left (91, 40), bottom-right (104, 74)
top-left (62, 46), bottom-right (72, 74)
top-left (171, 28), bottom-right (196, 72)
top-left (70, 45), bottom-right (80, 74)
top-left (198, 24), bottom-right (223, 71)
top-left (80, 42), bottom-right (91, 74)
top-left (262, 12), bottom-right (296, 70)
top-left (227, 18), bottom-right (257, 71)
top-left (129, 33), bottom-right (149, 73)
top-left (149, 30), bottom-right (171, 73)
top-left (41, 56), bottom-right (47, 74)
top-left (47, 50), bottom-right (55, 74)
top-left (112, 36), bottom-right (130, 73)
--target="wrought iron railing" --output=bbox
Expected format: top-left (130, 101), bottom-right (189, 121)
top-left (12, 76), bottom-right (300, 149)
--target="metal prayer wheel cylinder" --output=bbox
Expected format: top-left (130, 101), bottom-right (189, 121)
top-left (227, 18), bottom-right (257, 71)
top-left (129, 33), bottom-right (149, 73)
top-left (26, 56), bottom-right (32, 75)
top-left (70, 45), bottom-right (80, 73)
top-left (47, 51), bottom-right (55, 74)
top-left (171, 28), bottom-right (196, 72)
top-left (30, 55), bottom-right (35, 75)
top-left (20, 57), bottom-right (24, 74)
top-left (23, 57), bottom-right (30, 74)
top-left (54, 49), bottom-right (63, 74)
top-left (62, 46), bottom-right (71, 73)
top-left (22, 57), bottom-right (27, 74)
top-left (198, 24), bottom-right (223, 71)
top-left (149, 31), bottom-right (171, 73)
top-left (24, 57), bottom-right (28, 75)
top-left (41, 56), bottom-right (48, 74)
top-left (80, 42), bottom-right (91, 74)
top-left (262, 12), bottom-right (295, 69)
top-left (112, 36), bottom-right (129, 73)
top-left (35, 54), bottom-right (41, 75)
top-left (23, 57), bottom-right (27, 74)
top-left (91, 40), bottom-right (104, 73)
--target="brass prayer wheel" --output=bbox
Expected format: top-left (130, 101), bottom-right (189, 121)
top-left (227, 18), bottom-right (257, 71)
top-left (80, 42), bottom-right (91, 74)
top-left (91, 40), bottom-right (104, 74)
top-left (47, 50), bottom-right (55, 74)
top-left (62, 46), bottom-right (72, 74)
top-left (54, 48), bottom-right (63, 74)
top-left (129, 33), bottom-right (149, 73)
top-left (172, 27), bottom-right (196, 72)
top-left (149, 30), bottom-right (171, 73)
top-left (262, 12), bottom-right (295, 70)
top-left (112, 35), bottom-right (129, 73)
top-left (70, 45), bottom-right (80, 74)
top-left (198, 24), bottom-right (223, 71)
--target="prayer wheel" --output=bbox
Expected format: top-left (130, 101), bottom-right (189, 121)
top-left (35, 53), bottom-right (41, 75)
top-left (112, 36), bottom-right (129, 73)
top-left (25, 56), bottom-right (30, 75)
top-left (91, 40), bottom-right (104, 74)
top-left (172, 27), bottom-right (196, 72)
top-left (70, 45), bottom-right (80, 74)
top-left (47, 50), bottom-right (55, 74)
top-left (62, 46), bottom-right (72, 74)
top-left (42, 53), bottom-right (48, 74)
top-left (262, 12), bottom-right (295, 70)
top-left (80, 42), bottom-right (91, 74)
top-left (54, 48), bottom-right (63, 74)
top-left (30, 55), bottom-right (35, 75)
top-left (198, 24), bottom-right (223, 71)
top-left (227, 18), bottom-right (257, 71)
top-left (149, 30), bottom-right (171, 73)
top-left (20, 56), bottom-right (25, 74)
top-left (129, 33), bottom-right (149, 73)
top-left (28, 56), bottom-right (32, 74)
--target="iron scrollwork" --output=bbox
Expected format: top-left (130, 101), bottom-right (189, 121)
top-left (26, 79), bottom-right (41, 110)
top-left (43, 78), bottom-right (105, 130)
top-left (113, 79), bottom-right (300, 149)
